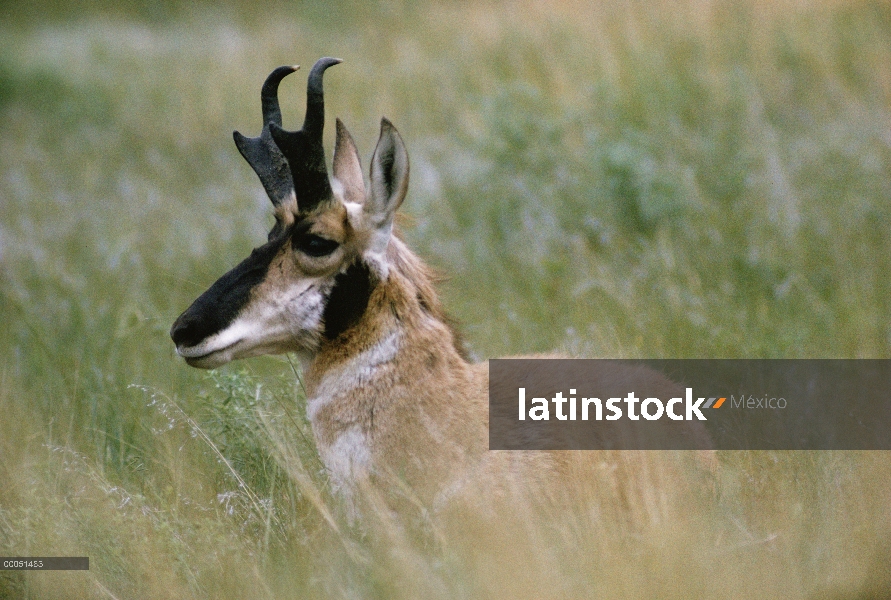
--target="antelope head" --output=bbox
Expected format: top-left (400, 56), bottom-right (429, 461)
top-left (170, 58), bottom-right (409, 369)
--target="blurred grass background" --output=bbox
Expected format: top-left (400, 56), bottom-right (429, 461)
top-left (1, 0), bottom-right (890, 598)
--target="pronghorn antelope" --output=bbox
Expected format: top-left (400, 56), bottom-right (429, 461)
top-left (171, 58), bottom-right (712, 518)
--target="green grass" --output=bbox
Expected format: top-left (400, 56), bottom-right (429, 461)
top-left (1, 0), bottom-right (890, 597)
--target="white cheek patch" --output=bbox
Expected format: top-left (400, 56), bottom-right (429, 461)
top-left (241, 278), bottom-right (331, 352)
top-left (270, 277), bottom-right (328, 332)
top-left (177, 277), bottom-right (332, 366)
top-left (307, 330), bottom-right (401, 422)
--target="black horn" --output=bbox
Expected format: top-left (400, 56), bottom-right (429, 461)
top-left (233, 65), bottom-right (299, 207)
top-left (270, 57), bottom-right (342, 214)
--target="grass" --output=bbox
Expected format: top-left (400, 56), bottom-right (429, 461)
top-left (1, 0), bottom-right (890, 597)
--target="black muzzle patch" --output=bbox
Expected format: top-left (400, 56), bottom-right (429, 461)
top-left (171, 240), bottom-right (281, 348)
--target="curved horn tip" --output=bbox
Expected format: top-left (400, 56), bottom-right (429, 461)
top-left (310, 57), bottom-right (343, 73)
top-left (261, 65), bottom-right (301, 103)
top-left (265, 64), bottom-right (300, 83)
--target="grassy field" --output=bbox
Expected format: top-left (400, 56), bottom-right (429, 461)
top-left (1, 0), bottom-right (890, 597)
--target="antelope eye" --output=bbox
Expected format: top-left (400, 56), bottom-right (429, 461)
top-left (296, 234), bottom-right (339, 257)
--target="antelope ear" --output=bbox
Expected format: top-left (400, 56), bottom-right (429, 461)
top-left (366, 118), bottom-right (409, 237)
top-left (332, 118), bottom-right (365, 205)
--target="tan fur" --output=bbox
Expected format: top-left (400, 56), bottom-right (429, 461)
top-left (302, 234), bottom-right (711, 517)
top-left (175, 117), bottom-right (714, 525)
top-left (306, 237), bottom-right (487, 502)
top-left (272, 200), bottom-right (298, 227)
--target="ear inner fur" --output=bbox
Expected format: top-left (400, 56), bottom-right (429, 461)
top-left (333, 118), bottom-right (365, 205)
top-left (367, 118), bottom-right (409, 226)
